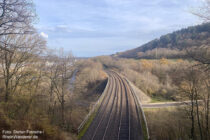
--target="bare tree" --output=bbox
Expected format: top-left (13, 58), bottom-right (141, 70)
top-left (47, 49), bottom-right (75, 127)
top-left (0, 0), bottom-right (36, 35)
top-left (203, 75), bottom-right (210, 140)
top-left (0, 0), bottom-right (36, 51)
top-left (179, 66), bottom-right (210, 140)
top-left (187, 3), bottom-right (210, 138)
top-left (179, 68), bottom-right (196, 139)
top-left (186, 46), bottom-right (210, 72)
top-left (192, 0), bottom-right (210, 22)
top-left (0, 33), bottom-right (46, 102)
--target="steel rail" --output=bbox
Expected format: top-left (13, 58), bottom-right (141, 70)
top-left (78, 73), bottom-right (111, 134)
top-left (124, 77), bottom-right (143, 139)
top-left (113, 71), bottom-right (150, 140)
top-left (125, 79), bottom-right (150, 140)
top-left (113, 72), bottom-right (130, 140)
top-left (102, 73), bottom-right (119, 140)
top-left (81, 74), bottom-right (114, 139)
top-left (109, 71), bottom-right (123, 140)
top-left (80, 70), bottom-right (147, 140)
top-left (91, 73), bottom-right (117, 140)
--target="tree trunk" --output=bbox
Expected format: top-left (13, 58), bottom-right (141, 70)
top-left (195, 88), bottom-right (203, 140)
top-left (205, 86), bottom-right (210, 140)
top-left (190, 92), bottom-right (195, 140)
top-left (61, 95), bottom-right (65, 127)
top-left (5, 79), bottom-right (9, 102)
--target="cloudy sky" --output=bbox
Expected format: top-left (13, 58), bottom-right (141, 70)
top-left (33, 0), bottom-right (204, 57)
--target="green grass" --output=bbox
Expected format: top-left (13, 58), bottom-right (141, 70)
top-left (150, 96), bottom-right (174, 103)
top-left (77, 97), bottom-right (104, 139)
top-left (77, 110), bottom-right (97, 139)
top-left (141, 115), bottom-right (149, 140)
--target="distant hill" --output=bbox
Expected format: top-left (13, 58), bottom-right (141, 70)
top-left (116, 23), bottom-right (210, 59)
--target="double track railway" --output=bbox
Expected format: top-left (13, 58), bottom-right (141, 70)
top-left (81, 71), bottom-right (144, 140)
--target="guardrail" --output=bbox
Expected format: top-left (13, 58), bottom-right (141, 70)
top-left (77, 75), bottom-right (110, 134)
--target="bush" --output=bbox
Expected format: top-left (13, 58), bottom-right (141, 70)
top-left (144, 107), bottom-right (190, 140)
top-left (0, 97), bottom-right (65, 140)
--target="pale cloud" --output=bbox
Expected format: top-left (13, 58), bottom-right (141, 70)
top-left (34, 0), bottom-right (203, 57)
top-left (40, 32), bottom-right (48, 38)
top-left (55, 25), bottom-right (72, 33)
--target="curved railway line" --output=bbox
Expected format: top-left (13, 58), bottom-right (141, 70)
top-left (81, 71), bottom-right (145, 140)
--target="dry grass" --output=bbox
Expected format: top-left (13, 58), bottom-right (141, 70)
top-left (144, 107), bottom-right (191, 140)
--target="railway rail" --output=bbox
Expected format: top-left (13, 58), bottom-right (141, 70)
top-left (80, 71), bottom-right (148, 140)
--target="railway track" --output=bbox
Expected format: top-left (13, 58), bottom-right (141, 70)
top-left (81, 71), bottom-right (145, 140)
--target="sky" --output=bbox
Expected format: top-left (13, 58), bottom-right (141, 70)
top-left (33, 0), bottom-right (204, 57)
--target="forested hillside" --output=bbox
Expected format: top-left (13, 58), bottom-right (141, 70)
top-left (116, 23), bottom-right (210, 59)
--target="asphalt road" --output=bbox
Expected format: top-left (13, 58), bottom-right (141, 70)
top-left (142, 101), bottom-right (201, 108)
top-left (142, 102), bottom-right (185, 108)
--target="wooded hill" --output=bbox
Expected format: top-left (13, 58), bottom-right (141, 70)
top-left (116, 23), bottom-right (210, 59)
